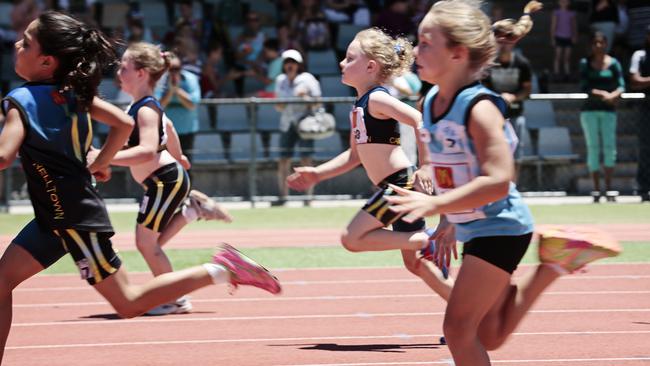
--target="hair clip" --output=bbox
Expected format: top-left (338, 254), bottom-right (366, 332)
top-left (394, 43), bottom-right (403, 55)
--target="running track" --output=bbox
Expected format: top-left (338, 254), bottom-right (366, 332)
top-left (4, 263), bottom-right (650, 365)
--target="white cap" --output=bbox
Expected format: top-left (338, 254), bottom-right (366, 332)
top-left (281, 49), bottom-right (303, 64)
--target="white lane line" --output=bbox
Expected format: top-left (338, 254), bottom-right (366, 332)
top-left (6, 331), bottom-right (650, 351)
top-left (11, 309), bottom-right (650, 327)
top-left (13, 291), bottom-right (650, 308)
top-left (275, 357), bottom-right (650, 366)
top-left (15, 274), bottom-right (650, 292)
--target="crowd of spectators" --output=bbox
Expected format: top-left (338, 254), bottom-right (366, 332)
top-left (0, 0), bottom-right (649, 201)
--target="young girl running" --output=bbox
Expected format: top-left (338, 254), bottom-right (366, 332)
top-left (385, 1), bottom-right (620, 365)
top-left (287, 28), bottom-right (452, 299)
top-left (98, 43), bottom-right (233, 315)
top-left (0, 12), bottom-right (280, 362)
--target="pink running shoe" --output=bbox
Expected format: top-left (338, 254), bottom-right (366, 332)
top-left (213, 243), bottom-right (282, 294)
top-left (189, 190), bottom-right (233, 223)
top-left (538, 226), bottom-right (622, 274)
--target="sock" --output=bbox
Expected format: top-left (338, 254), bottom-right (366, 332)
top-left (182, 204), bottom-right (199, 223)
top-left (202, 263), bottom-right (228, 284)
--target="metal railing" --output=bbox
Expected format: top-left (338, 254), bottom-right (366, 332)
top-left (0, 93), bottom-right (647, 210)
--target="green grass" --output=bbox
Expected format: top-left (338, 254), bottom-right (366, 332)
top-left (2, 203), bottom-right (649, 234)
top-left (40, 241), bottom-right (649, 275)
top-left (2, 203), bottom-right (647, 274)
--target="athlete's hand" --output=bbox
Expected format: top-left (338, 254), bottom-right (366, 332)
top-left (385, 184), bottom-right (439, 223)
top-left (287, 167), bottom-right (319, 191)
top-left (428, 216), bottom-right (457, 269)
top-left (412, 166), bottom-right (433, 194)
top-left (93, 166), bottom-right (112, 182)
top-left (86, 146), bottom-right (100, 166)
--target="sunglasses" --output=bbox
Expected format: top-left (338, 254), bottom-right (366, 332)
top-left (169, 67), bottom-right (181, 73)
top-left (247, 17), bottom-right (259, 22)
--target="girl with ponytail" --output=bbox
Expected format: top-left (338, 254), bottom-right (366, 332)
top-left (0, 12), bottom-right (280, 361)
top-left (386, 1), bottom-right (620, 364)
top-left (288, 27), bottom-right (454, 301)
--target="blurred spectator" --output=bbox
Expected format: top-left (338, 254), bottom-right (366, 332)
top-left (579, 31), bottom-right (625, 203)
top-left (482, 34), bottom-right (533, 171)
top-left (251, 38), bottom-right (284, 97)
top-left (215, 0), bottom-right (244, 25)
top-left (292, 0), bottom-right (332, 51)
top-left (201, 42), bottom-right (242, 99)
top-left (173, 20), bottom-right (203, 77)
top-left (589, 0), bottom-right (619, 53)
top-left (276, 21), bottom-right (303, 54)
top-left (122, 10), bottom-right (153, 44)
top-left (323, 0), bottom-right (370, 26)
top-left (551, 0), bottom-right (577, 81)
top-left (273, 50), bottom-right (321, 206)
top-left (200, 42), bottom-right (243, 161)
top-left (233, 11), bottom-right (266, 96)
top-left (374, 0), bottom-right (415, 39)
top-left (156, 53), bottom-right (202, 164)
top-left (276, 0), bottom-right (297, 23)
top-left (177, 0), bottom-right (202, 40)
top-left (411, 0), bottom-right (433, 25)
top-left (626, 0), bottom-right (650, 51)
top-left (10, 0), bottom-right (42, 40)
top-left (629, 25), bottom-right (650, 202)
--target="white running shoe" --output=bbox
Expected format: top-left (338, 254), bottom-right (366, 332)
top-left (144, 296), bottom-right (193, 316)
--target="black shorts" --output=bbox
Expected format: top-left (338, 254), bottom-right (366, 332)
top-left (138, 162), bottom-right (191, 232)
top-left (462, 233), bottom-right (533, 274)
top-left (554, 36), bottom-right (573, 48)
top-left (362, 167), bottom-right (426, 232)
top-left (13, 219), bottom-right (121, 285)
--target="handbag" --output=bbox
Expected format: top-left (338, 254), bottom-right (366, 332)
top-left (297, 108), bottom-right (336, 140)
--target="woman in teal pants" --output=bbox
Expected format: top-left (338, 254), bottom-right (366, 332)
top-left (579, 30), bottom-right (625, 202)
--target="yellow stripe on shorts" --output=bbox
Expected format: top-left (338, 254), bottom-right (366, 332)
top-left (142, 177), bottom-right (164, 227)
top-left (90, 232), bottom-right (116, 275)
top-left (66, 229), bottom-right (102, 282)
top-left (152, 166), bottom-right (185, 232)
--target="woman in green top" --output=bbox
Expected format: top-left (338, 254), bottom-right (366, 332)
top-left (579, 30), bottom-right (625, 203)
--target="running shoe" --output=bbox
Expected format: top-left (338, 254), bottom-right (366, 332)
top-left (420, 228), bottom-right (449, 279)
top-left (144, 296), bottom-right (192, 316)
top-left (212, 243), bottom-right (282, 294)
top-left (538, 226), bottom-right (622, 274)
top-left (189, 190), bottom-right (233, 222)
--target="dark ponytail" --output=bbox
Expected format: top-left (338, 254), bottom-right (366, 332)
top-left (35, 11), bottom-right (117, 111)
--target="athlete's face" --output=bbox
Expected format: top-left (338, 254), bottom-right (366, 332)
top-left (117, 52), bottom-right (141, 96)
top-left (414, 17), bottom-right (453, 84)
top-left (14, 20), bottom-right (52, 81)
top-left (339, 40), bottom-right (372, 88)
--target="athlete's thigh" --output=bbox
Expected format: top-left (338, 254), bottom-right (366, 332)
top-left (345, 209), bottom-right (385, 236)
top-left (0, 244), bottom-right (44, 290)
top-left (446, 255), bottom-right (511, 325)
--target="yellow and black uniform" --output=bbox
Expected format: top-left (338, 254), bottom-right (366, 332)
top-left (127, 96), bottom-right (190, 232)
top-left (351, 86), bottom-right (424, 232)
top-left (350, 86), bottom-right (401, 146)
top-left (362, 167), bottom-right (425, 232)
top-left (3, 83), bottom-right (121, 284)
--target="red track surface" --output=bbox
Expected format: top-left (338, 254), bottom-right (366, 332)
top-left (4, 263), bottom-right (650, 366)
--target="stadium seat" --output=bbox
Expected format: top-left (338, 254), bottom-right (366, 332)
top-left (333, 103), bottom-right (352, 132)
top-left (216, 104), bottom-right (250, 132)
top-left (320, 75), bottom-right (352, 97)
top-left (523, 100), bottom-right (557, 129)
top-left (101, 3), bottom-right (130, 28)
top-left (538, 126), bottom-right (579, 161)
top-left (336, 24), bottom-right (364, 51)
top-left (141, 3), bottom-right (169, 28)
top-left (0, 3), bottom-right (12, 28)
top-left (256, 104), bottom-right (281, 132)
top-left (306, 50), bottom-right (340, 76)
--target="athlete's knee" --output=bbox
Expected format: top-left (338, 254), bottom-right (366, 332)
top-left (480, 334), bottom-right (508, 350)
top-left (443, 310), bottom-right (477, 344)
top-left (109, 298), bottom-right (147, 319)
top-left (340, 230), bottom-right (362, 252)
